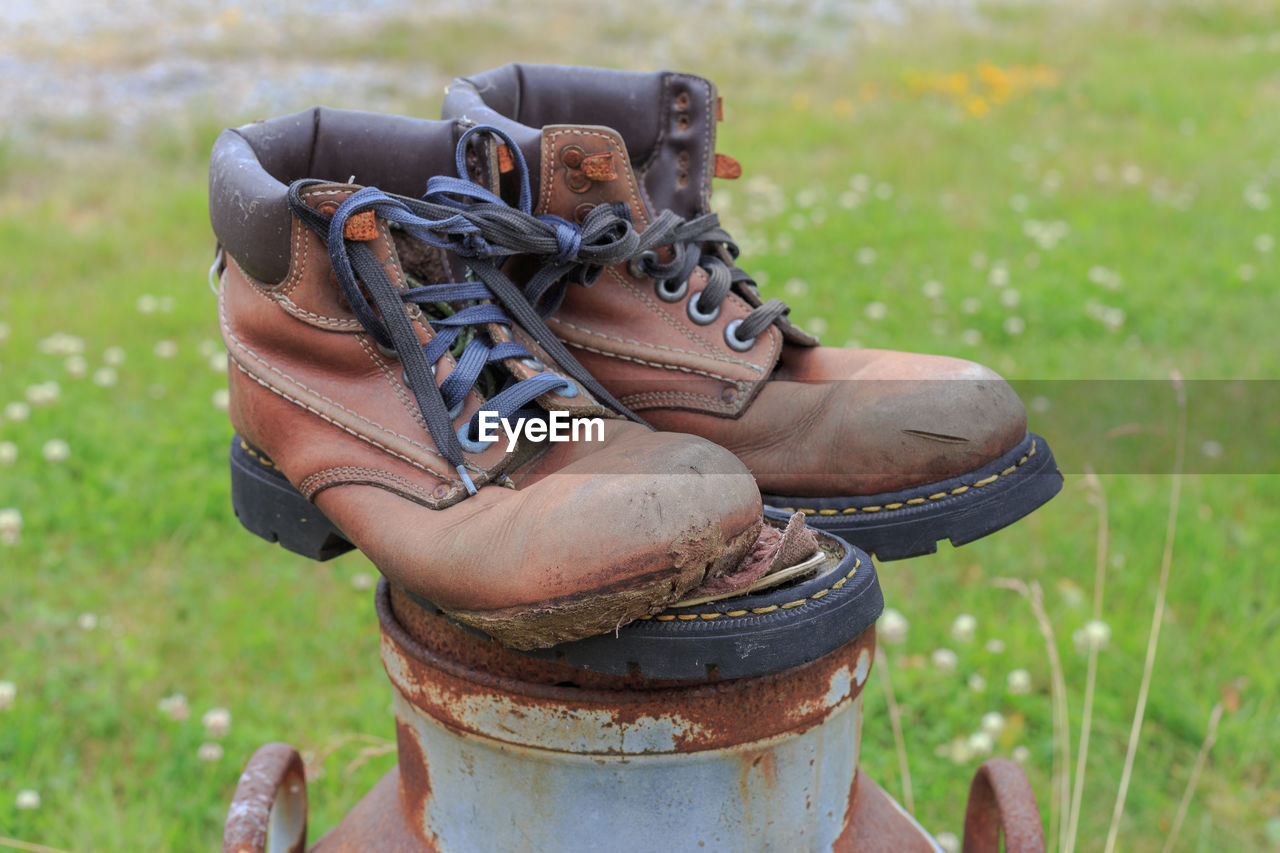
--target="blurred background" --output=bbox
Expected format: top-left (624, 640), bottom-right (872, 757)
top-left (2, 0), bottom-right (1278, 850)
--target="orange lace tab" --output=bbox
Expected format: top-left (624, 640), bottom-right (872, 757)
top-left (714, 153), bottom-right (742, 179)
top-left (716, 96), bottom-right (724, 121)
top-left (496, 143), bottom-right (516, 174)
top-left (343, 211), bottom-right (378, 241)
top-left (580, 151), bottom-right (618, 182)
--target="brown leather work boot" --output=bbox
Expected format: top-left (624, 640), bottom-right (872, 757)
top-left (442, 64), bottom-right (1062, 560)
top-left (208, 107), bottom-right (766, 649)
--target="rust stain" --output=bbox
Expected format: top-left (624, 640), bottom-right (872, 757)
top-left (713, 153), bottom-right (743, 179)
top-left (579, 151), bottom-right (618, 182)
top-left (343, 210), bottom-right (378, 241)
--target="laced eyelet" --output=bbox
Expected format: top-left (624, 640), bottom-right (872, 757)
top-left (723, 319), bottom-right (757, 352)
top-left (456, 421), bottom-right (495, 454)
top-left (402, 366), bottom-right (465, 419)
top-left (555, 378), bottom-right (579, 398)
top-left (627, 250), bottom-right (659, 279)
top-left (376, 341), bottom-right (397, 358)
top-left (686, 291), bottom-right (721, 325)
top-left (655, 278), bottom-right (689, 303)
top-left (520, 356), bottom-right (546, 372)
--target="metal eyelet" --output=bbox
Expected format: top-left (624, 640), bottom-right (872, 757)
top-left (376, 341), bottom-right (398, 358)
top-left (686, 291), bottom-right (721, 325)
top-left (556, 379), bottom-right (579, 398)
top-left (627, 250), bottom-right (659, 279)
top-left (655, 278), bottom-right (689, 303)
top-left (520, 356), bottom-right (546, 372)
top-left (723, 319), bottom-right (757, 352)
top-left (456, 421), bottom-right (494, 454)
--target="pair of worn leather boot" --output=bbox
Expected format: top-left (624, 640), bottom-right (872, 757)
top-left (208, 64), bottom-right (1060, 650)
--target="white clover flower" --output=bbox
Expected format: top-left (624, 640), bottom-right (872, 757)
top-left (1012, 745), bottom-right (1031, 763)
top-left (25, 381), bottom-right (61, 406)
top-left (988, 266), bottom-right (1009, 288)
top-left (838, 190), bottom-right (861, 209)
top-left (15, 789), bottom-right (40, 810)
top-left (202, 707), bottom-right (232, 738)
top-left (103, 346), bottom-right (126, 366)
top-left (864, 301), bottom-right (888, 321)
top-left (65, 355), bottom-right (88, 379)
top-left (1093, 163), bottom-right (1112, 183)
top-left (1009, 194), bottom-right (1029, 213)
top-left (961, 329), bottom-right (982, 346)
top-left (0, 680), bottom-right (16, 710)
top-left (849, 174), bottom-right (870, 193)
top-left (970, 251), bottom-right (988, 269)
top-left (1238, 264), bottom-right (1256, 282)
top-left (967, 673), bottom-right (987, 693)
top-left (981, 711), bottom-right (1006, 736)
top-left (922, 280), bottom-right (944, 299)
top-left (960, 298), bottom-right (981, 316)
top-left (154, 340), bottom-right (178, 359)
top-left (783, 278), bottom-right (808, 297)
top-left (1121, 164), bottom-right (1143, 185)
top-left (879, 608), bottom-right (908, 644)
top-left (935, 832), bottom-right (960, 853)
top-left (787, 213), bottom-right (807, 232)
top-left (37, 333), bottom-right (85, 356)
top-left (136, 295), bottom-right (159, 314)
top-left (212, 389), bottom-right (230, 412)
top-left (999, 289), bottom-right (1021, 308)
top-left (967, 730), bottom-right (994, 756)
top-left (1007, 668), bottom-right (1033, 694)
top-left (1073, 618), bottom-right (1112, 653)
top-left (42, 439), bottom-right (70, 463)
top-left (0, 442), bottom-right (15, 465)
top-left (810, 207), bottom-right (827, 225)
top-left (807, 317), bottom-right (828, 336)
top-left (0, 508), bottom-right (22, 539)
top-left (77, 612), bottom-right (98, 631)
top-left (950, 613), bottom-right (977, 643)
top-left (985, 638), bottom-right (1006, 654)
top-left (158, 693), bottom-right (190, 721)
top-left (1003, 317), bottom-right (1026, 336)
top-left (931, 648), bottom-right (958, 672)
top-left (1243, 184), bottom-right (1271, 211)
top-left (350, 572), bottom-right (375, 591)
top-left (197, 742), bottom-right (224, 762)
top-left (0, 321), bottom-right (9, 342)
top-left (1201, 440), bottom-right (1224, 460)
top-left (1255, 234), bottom-right (1275, 253)
top-left (874, 182), bottom-right (894, 200)
top-left (856, 247), bottom-right (877, 266)
top-left (795, 188), bottom-right (819, 208)
top-left (93, 367), bottom-right (118, 387)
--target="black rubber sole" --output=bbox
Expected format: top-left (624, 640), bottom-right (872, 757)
top-left (406, 508), bottom-right (884, 680)
top-left (761, 433), bottom-right (1063, 562)
top-left (229, 436), bottom-right (354, 561)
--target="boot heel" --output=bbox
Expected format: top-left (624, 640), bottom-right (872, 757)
top-left (229, 436), bottom-right (354, 561)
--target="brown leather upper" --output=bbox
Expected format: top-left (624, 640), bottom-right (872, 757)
top-left (209, 108), bottom-right (763, 646)
top-left (442, 65), bottom-right (1029, 496)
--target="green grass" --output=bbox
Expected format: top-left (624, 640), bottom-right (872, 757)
top-left (2, 1), bottom-right (1279, 850)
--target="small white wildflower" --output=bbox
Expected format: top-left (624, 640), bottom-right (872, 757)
top-left (856, 247), bottom-right (877, 266)
top-left (1201, 440), bottom-right (1224, 459)
top-left (1040, 170), bottom-right (1061, 194)
top-left (1093, 163), bottom-right (1113, 183)
top-left (931, 648), bottom-right (958, 672)
top-left (1009, 194), bottom-right (1029, 213)
top-left (1007, 668), bottom-right (1032, 694)
top-left (935, 832), bottom-right (960, 853)
top-left (1029, 396), bottom-right (1050, 414)
top-left (988, 266), bottom-right (1010, 288)
top-left (1244, 184), bottom-right (1272, 211)
top-left (874, 182), bottom-right (893, 200)
top-left (137, 295), bottom-right (159, 314)
top-left (774, 233), bottom-right (794, 253)
top-left (838, 190), bottom-right (861, 209)
top-left (986, 638), bottom-right (1006, 654)
top-left (807, 317), bottom-right (828, 336)
top-left (879, 608), bottom-right (909, 644)
top-left (198, 340), bottom-right (220, 358)
top-left (350, 572), bottom-right (375, 591)
top-left (197, 742), bottom-right (224, 762)
top-left (1082, 619), bottom-right (1111, 650)
top-left (157, 693), bottom-right (190, 721)
top-left (795, 188), bottom-right (819, 208)
top-left (42, 439), bottom-right (70, 463)
top-left (154, 340), bottom-right (178, 359)
top-left (212, 389), bottom-right (230, 412)
top-left (850, 174), bottom-right (870, 193)
top-left (787, 213), bottom-right (807, 232)
top-left (783, 278), bottom-right (809, 297)
top-left (77, 612), bottom-right (98, 631)
top-left (970, 251), bottom-right (988, 269)
top-left (961, 297), bottom-right (981, 315)
top-left (103, 346), bottom-right (126, 366)
top-left (950, 613), bottom-right (977, 643)
top-left (1012, 745), bottom-right (1031, 763)
top-left (25, 381), bottom-right (61, 406)
top-left (999, 288), bottom-right (1020, 308)
top-left (0, 321), bottom-right (9, 342)
top-left (1238, 264), bottom-right (1256, 282)
top-left (961, 329), bottom-right (982, 346)
top-left (0, 509), bottom-right (24, 541)
top-left (158, 296), bottom-right (176, 314)
top-left (65, 355), bottom-right (88, 379)
top-left (93, 367), bottom-right (118, 387)
top-left (15, 789), bottom-right (41, 810)
top-left (922, 280), bottom-right (944, 299)
top-left (202, 707), bottom-right (232, 737)
top-left (930, 319), bottom-right (948, 336)
top-left (981, 711), bottom-right (1006, 736)
top-left (967, 730), bottom-right (994, 756)
top-left (37, 333), bottom-right (85, 356)
top-left (810, 207), bottom-right (827, 225)
top-left (1121, 164), bottom-right (1143, 185)
top-left (0, 680), bottom-right (16, 710)
top-left (1003, 316), bottom-right (1026, 336)
top-left (967, 673), bottom-right (987, 693)
top-left (864, 301), bottom-right (888, 321)
top-left (0, 442), bottom-right (16, 465)
top-left (1255, 234), bottom-right (1275, 253)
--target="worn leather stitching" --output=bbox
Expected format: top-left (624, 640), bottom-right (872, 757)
top-left (552, 314), bottom-right (765, 376)
top-left (640, 557), bottom-right (861, 621)
top-left (299, 465), bottom-right (442, 503)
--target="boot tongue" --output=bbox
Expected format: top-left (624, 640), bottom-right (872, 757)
top-left (531, 124), bottom-right (659, 227)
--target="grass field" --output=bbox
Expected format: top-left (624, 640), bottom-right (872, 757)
top-left (2, 0), bottom-right (1279, 850)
